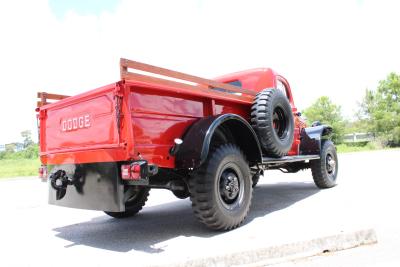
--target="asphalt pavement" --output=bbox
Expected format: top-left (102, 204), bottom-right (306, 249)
top-left (0, 149), bottom-right (399, 267)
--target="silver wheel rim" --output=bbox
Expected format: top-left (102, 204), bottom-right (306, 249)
top-left (217, 163), bottom-right (244, 211)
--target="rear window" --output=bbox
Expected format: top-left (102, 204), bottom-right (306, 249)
top-left (227, 80), bottom-right (242, 87)
top-left (213, 80), bottom-right (242, 93)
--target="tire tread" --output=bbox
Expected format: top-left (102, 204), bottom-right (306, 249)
top-left (188, 144), bottom-right (252, 230)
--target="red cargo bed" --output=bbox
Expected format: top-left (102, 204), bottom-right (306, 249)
top-left (37, 59), bottom-right (258, 167)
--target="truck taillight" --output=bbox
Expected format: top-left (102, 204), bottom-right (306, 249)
top-left (121, 162), bottom-right (145, 180)
top-left (121, 165), bottom-right (130, 179)
top-left (130, 164), bottom-right (141, 180)
top-left (39, 165), bottom-right (47, 180)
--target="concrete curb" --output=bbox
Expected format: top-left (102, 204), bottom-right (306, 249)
top-left (150, 229), bottom-right (377, 267)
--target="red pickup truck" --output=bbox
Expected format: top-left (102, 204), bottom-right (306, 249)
top-left (37, 58), bottom-right (338, 230)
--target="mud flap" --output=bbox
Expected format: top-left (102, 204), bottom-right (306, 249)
top-left (48, 162), bottom-right (125, 212)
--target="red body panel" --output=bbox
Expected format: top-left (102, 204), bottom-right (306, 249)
top-left (38, 68), bottom-right (304, 167)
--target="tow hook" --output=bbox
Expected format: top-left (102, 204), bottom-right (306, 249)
top-left (50, 170), bottom-right (73, 200)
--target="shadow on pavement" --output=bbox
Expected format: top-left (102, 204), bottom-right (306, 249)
top-left (53, 181), bottom-right (319, 253)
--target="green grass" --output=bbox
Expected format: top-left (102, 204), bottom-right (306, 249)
top-left (0, 143), bottom-right (396, 178)
top-left (335, 141), bottom-right (397, 153)
top-left (0, 158), bottom-right (40, 178)
top-left (336, 144), bottom-right (374, 153)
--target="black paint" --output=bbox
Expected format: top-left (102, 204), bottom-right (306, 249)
top-left (299, 125), bottom-right (333, 155)
top-left (48, 162), bottom-right (124, 212)
top-left (175, 114), bottom-right (262, 169)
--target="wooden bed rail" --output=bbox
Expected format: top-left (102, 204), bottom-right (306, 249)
top-left (37, 58), bottom-right (255, 108)
top-left (37, 92), bottom-right (70, 108)
top-left (120, 58), bottom-right (257, 96)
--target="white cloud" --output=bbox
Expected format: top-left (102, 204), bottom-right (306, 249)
top-left (0, 0), bottom-right (399, 143)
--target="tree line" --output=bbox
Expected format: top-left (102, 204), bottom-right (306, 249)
top-left (303, 72), bottom-right (400, 146)
top-left (0, 131), bottom-right (38, 159)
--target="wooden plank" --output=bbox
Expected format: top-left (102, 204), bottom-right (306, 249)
top-left (120, 58), bottom-right (256, 95)
top-left (37, 92), bottom-right (70, 108)
top-left (120, 58), bottom-right (257, 96)
top-left (37, 101), bottom-right (48, 107)
top-left (37, 92), bottom-right (70, 100)
top-left (122, 72), bottom-right (253, 103)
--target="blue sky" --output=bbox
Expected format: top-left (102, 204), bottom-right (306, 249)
top-left (48, 0), bottom-right (121, 18)
top-left (1, 0), bottom-right (400, 143)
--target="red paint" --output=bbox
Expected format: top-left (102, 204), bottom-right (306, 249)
top-left (38, 67), bottom-right (305, 167)
top-left (38, 165), bottom-right (47, 179)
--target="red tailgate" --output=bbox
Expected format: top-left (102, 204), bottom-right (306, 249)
top-left (39, 84), bottom-right (127, 164)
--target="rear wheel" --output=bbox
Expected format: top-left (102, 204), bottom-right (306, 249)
top-left (172, 187), bottom-right (190, 199)
top-left (104, 186), bottom-right (150, 218)
top-left (251, 170), bottom-right (262, 188)
top-left (188, 144), bottom-right (252, 230)
top-left (311, 141), bottom-right (338, 188)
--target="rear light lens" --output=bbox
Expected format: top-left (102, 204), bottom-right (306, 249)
top-left (130, 164), bottom-right (141, 180)
top-left (39, 165), bottom-right (47, 179)
top-left (121, 165), bottom-right (130, 179)
top-left (121, 162), bottom-right (146, 180)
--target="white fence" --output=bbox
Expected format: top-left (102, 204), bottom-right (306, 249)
top-left (343, 133), bottom-right (374, 143)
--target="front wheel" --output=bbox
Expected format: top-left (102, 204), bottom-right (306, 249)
top-left (104, 186), bottom-right (150, 218)
top-left (188, 144), bottom-right (252, 230)
top-left (311, 140), bottom-right (338, 188)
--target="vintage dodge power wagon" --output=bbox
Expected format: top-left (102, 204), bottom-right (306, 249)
top-left (36, 58), bottom-right (338, 230)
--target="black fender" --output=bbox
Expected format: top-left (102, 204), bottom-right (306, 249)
top-left (299, 125), bottom-right (333, 155)
top-left (175, 114), bottom-right (262, 169)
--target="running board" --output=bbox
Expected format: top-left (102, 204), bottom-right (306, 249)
top-left (262, 155), bottom-right (320, 164)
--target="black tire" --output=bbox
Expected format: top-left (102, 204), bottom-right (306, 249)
top-left (251, 171), bottom-right (261, 188)
top-left (104, 187), bottom-right (150, 218)
top-left (188, 144), bottom-right (252, 230)
top-left (311, 140), bottom-right (338, 188)
top-left (251, 89), bottom-right (294, 157)
top-left (172, 189), bottom-right (190, 199)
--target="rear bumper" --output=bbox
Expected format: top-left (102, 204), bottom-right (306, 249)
top-left (48, 162), bottom-right (125, 212)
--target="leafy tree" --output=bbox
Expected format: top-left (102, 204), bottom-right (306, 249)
top-left (303, 96), bottom-right (345, 144)
top-left (360, 72), bottom-right (400, 145)
top-left (0, 144), bottom-right (39, 160)
top-left (5, 143), bottom-right (16, 152)
top-left (24, 144), bottom-right (39, 159)
top-left (21, 130), bottom-right (34, 149)
top-left (343, 119), bottom-right (369, 134)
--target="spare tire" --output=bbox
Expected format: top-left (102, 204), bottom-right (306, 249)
top-left (251, 89), bottom-right (294, 157)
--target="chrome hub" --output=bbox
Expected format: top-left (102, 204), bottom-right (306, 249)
top-left (220, 172), bottom-right (240, 202)
top-left (326, 154), bottom-right (336, 174)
